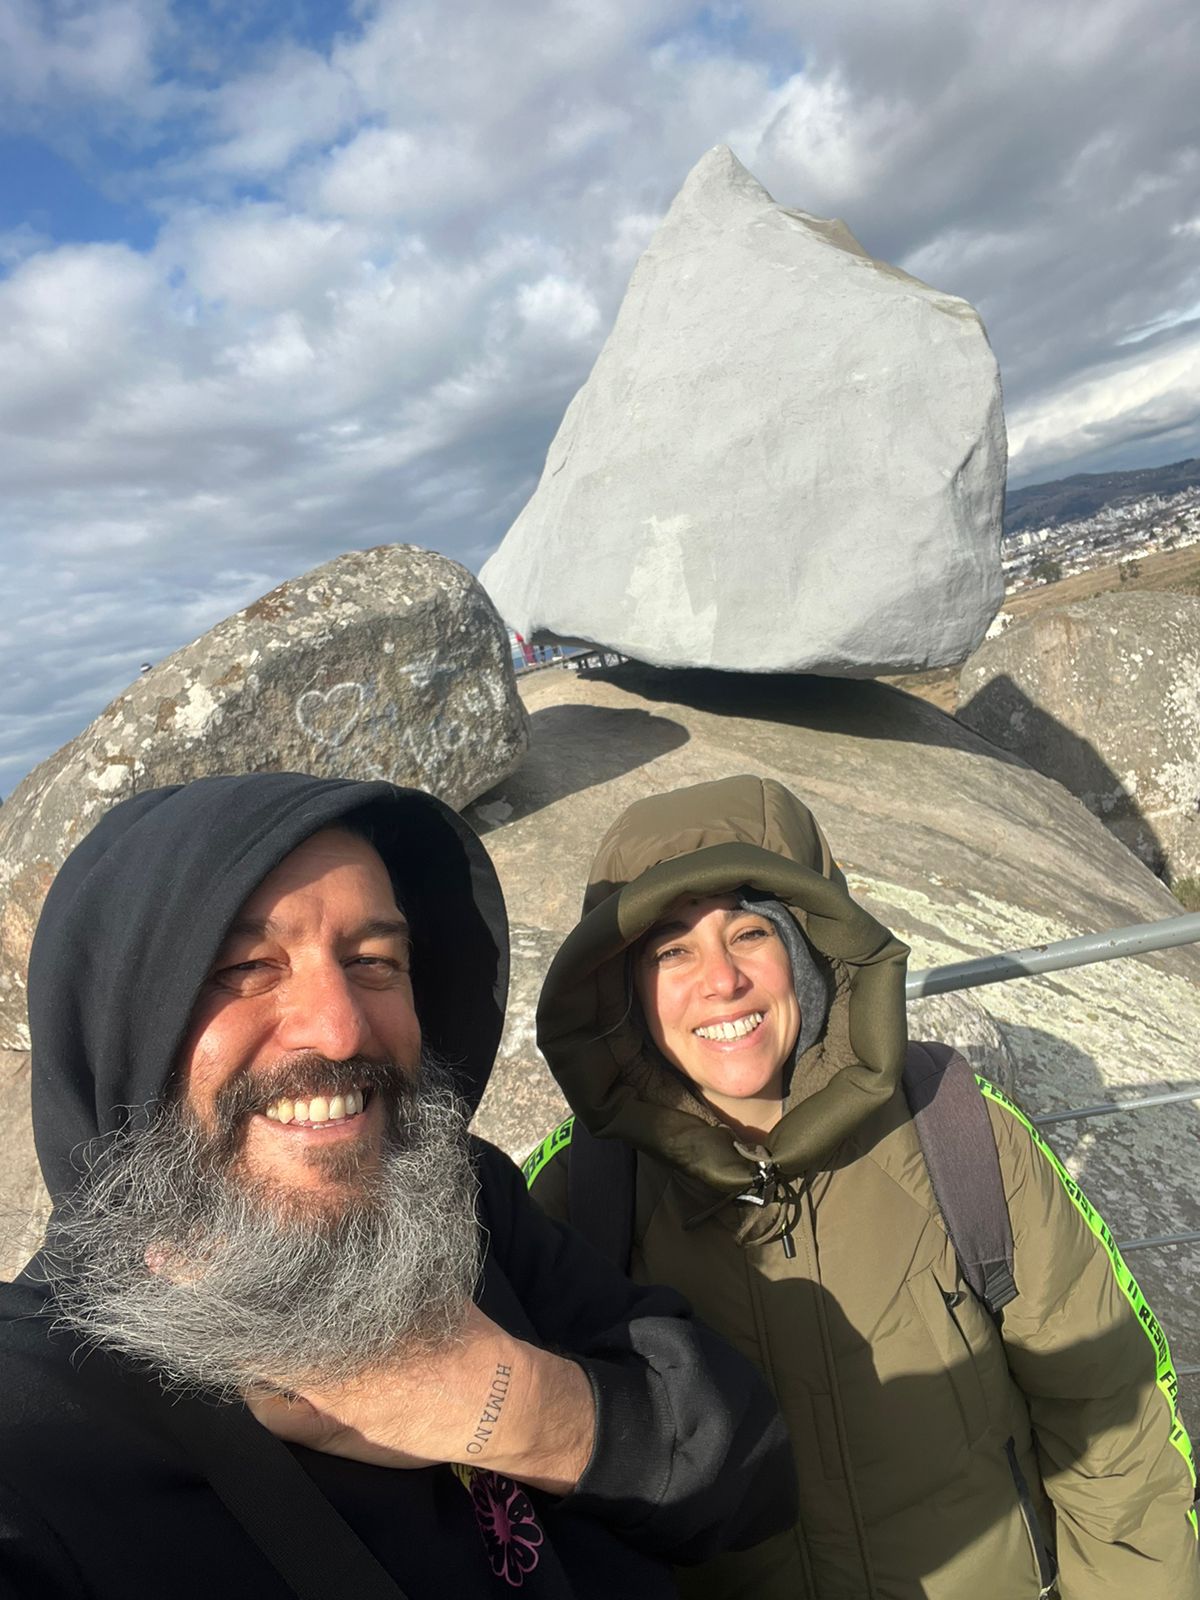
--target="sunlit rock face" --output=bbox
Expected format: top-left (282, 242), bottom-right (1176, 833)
top-left (958, 591), bottom-right (1200, 883)
top-left (482, 144), bottom-right (1006, 675)
top-left (0, 544), bottom-right (527, 1049)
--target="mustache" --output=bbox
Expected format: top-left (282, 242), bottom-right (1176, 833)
top-left (205, 1054), bottom-right (414, 1162)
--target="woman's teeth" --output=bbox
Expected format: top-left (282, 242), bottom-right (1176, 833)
top-left (694, 1012), bottom-right (764, 1041)
top-left (263, 1089), bottom-right (365, 1125)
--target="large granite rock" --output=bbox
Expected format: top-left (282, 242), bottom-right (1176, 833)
top-left (0, 545), bottom-right (527, 1049)
top-left (957, 592), bottom-right (1200, 883)
top-left (481, 145), bottom-right (1006, 674)
top-left (463, 665), bottom-right (1200, 1424)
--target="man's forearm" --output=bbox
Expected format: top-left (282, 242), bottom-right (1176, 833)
top-left (460, 1338), bottom-right (595, 1495)
top-left (244, 1304), bottom-right (597, 1491)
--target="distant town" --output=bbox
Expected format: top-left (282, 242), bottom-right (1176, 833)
top-left (1003, 458), bottom-right (1200, 592)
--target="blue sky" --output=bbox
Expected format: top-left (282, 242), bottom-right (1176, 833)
top-left (2, 0), bottom-right (1199, 795)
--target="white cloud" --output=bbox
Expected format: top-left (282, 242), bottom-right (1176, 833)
top-left (1007, 332), bottom-right (1200, 479)
top-left (3, 0), bottom-right (1200, 793)
top-left (0, 0), bottom-right (164, 109)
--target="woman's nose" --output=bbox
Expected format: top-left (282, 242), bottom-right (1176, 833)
top-left (700, 947), bottom-right (745, 998)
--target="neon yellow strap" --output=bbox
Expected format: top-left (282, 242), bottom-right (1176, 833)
top-left (521, 1116), bottom-right (575, 1191)
top-left (978, 1076), bottom-right (1198, 1538)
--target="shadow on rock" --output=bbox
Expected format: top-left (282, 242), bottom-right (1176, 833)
top-left (468, 701), bottom-right (690, 831)
top-left (590, 662), bottom-right (1031, 762)
top-left (958, 674), bottom-right (1170, 878)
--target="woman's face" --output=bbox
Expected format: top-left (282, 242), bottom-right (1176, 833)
top-left (634, 894), bottom-right (800, 1121)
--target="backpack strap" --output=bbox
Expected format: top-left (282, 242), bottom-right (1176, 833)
top-left (565, 1119), bottom-right (638, 1274)
top-left (902, 1041), bottom-right (1018, 1322)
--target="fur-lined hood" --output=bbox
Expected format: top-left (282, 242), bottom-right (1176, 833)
top-left (536, 775), bottom-right (909, 1193)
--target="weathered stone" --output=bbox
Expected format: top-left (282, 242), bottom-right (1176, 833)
top-left (0, 545), bottom-right (528, 1049)
top-left (468, 666), bottom-right (1200, 1424)
top-left (481, 145), bottom-right (1005, 675)
top-left (957, 592), bottom-right (1200, 882)
top-left (0, 1051), bottom-right (46, 1281)
top-left (906, 988), bottom-right (1017, 1092)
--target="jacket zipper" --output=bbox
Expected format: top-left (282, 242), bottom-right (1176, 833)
top-left (1003, 1437), bottom-right (1058, 1598)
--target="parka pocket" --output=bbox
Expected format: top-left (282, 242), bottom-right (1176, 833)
top-left (905, 1266), bottom-right (990, 1445)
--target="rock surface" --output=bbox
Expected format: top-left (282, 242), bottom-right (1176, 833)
top-left (464, 665), bottom-right (1200, 1425)
top-left (0, 1051), bottom-right (46, 1278)
top-left (481, 145), bottom-right (1006, 675)
top-left (0, 545), bottom-right (527, 1049)
top-left (957, 592), bottom-right (1200, 882)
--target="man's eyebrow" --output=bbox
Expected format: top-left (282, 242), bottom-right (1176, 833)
top-left (350, 917), bottom-right (410, 943)
top-left (221, 916), bottom-right (278, 943)
top-left (217, 915), bottom-right (410, 945)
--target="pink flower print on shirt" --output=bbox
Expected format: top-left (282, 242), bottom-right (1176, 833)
top-left (469, 1469), bottom-right (545, 1587)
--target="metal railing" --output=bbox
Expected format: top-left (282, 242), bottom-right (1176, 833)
top-left (907, 911), bottom-right (1200, 1376)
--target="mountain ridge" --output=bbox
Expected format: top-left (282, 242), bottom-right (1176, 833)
top-left (1005, 457), bottom-right (1200, 536)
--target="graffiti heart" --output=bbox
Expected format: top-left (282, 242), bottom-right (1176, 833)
top-left (294, 683), bottom-right (367, 748)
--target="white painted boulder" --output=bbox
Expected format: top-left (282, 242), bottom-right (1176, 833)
top-left (0, 545), bottom-right (527, 1049)
top-left (481, 144), bottom-right (1006, 674)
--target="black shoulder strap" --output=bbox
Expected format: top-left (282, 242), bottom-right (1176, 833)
top-left (566, 1119), bottom-right (638, 1274)
top-left (902, 1041), bottom-right (1018, 1322)
top-left (158, 1391), bottom-right (411, 1600)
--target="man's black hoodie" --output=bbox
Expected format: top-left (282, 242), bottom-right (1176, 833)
top-left (0, 773), bottom-right (793, 1600)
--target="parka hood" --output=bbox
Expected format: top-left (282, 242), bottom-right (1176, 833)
top-left (27, 772), bottom-right (508, 1209)
top-left (536, 775), bottom-right (908, 1193)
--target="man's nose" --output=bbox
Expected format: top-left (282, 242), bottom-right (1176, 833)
top-left (274, 961), bottom-right (374, 1060)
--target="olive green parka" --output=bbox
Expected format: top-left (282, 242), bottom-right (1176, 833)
top-left (529, 775), bottom-right (1199, 1600)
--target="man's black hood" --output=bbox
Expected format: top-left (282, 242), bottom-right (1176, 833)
top-left (27, 772), bottom-right (508, 1209)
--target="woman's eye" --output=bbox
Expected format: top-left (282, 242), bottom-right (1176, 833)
top-left (650, 944), bottom-right (687, 965)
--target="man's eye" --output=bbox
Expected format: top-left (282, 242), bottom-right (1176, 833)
top-left (348, 955), bottom-right (408, 982)
top-left (212, 961), bottom-right (275, 994)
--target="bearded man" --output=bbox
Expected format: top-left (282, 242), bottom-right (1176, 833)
top-left (0, 773), bottom-right (793, 1599)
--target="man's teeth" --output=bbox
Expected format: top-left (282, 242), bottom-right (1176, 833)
top-left (694, 1012), bottom-right (765, 1041)
top-left (263, 1089), bottom-right (365, 1124)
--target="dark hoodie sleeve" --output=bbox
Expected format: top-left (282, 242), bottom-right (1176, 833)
top-left (473, 1141), bottom-right (796, 1563)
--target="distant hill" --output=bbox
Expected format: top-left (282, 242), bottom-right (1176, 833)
top-left (1005, 457), bottom-right (1200, 536)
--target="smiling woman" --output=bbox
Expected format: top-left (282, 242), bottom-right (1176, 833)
top-left (529, 773), bottom-right (1200, 1600)
top-left (634, 896), bottom-right (800, 1137)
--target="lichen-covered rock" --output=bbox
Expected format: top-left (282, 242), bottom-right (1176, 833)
top-left (0, 545), bottom-right (528, 1048)
top-left (957, 592), bottom-right (1200, 882)
top-left (481, 144), bottom-right (1005, 675)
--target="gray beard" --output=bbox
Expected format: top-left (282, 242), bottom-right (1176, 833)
top-left (46, 1057), bottom-right (481, 1397)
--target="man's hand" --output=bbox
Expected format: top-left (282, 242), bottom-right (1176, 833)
top-left (244, 1302), bottom-right (595, 1495)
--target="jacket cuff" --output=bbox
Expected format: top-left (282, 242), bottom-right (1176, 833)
top-left (565, 1357), bottom-right (670, 1530)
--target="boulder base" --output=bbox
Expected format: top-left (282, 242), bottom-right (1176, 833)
top-left (482, 144), bottom-right (1005, 674)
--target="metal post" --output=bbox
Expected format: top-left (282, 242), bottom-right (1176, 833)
top-left (906, 912), bottom-right (1200, 1001)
